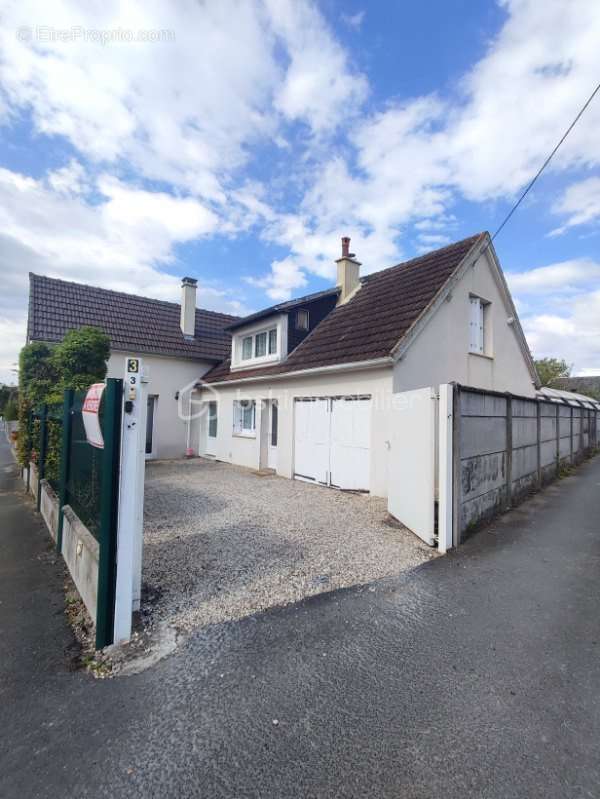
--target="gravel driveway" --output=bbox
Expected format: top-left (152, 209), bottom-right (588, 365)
top-left (143, 458), bottom-right (434, 633)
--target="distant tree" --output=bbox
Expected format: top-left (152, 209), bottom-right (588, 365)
top-left (0, 384), bottom-right (17, 415)
top-left (534, 357), bottom-right (571, 387)
top-left (3, 397), bottom-right (18, 421)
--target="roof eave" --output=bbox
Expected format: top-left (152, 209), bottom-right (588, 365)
top-left (198, 356), bottom-right (394, 388)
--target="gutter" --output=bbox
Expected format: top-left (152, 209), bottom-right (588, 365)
top-left (198, 356), bottom-right (394, 388)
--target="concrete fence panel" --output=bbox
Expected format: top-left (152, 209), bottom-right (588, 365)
top-left (454, 385), bottom-right (599, 542)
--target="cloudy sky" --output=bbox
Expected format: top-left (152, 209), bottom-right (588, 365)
top-left (0, 0), bottom-right (599, 384)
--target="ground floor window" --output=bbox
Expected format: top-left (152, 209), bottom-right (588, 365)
top-left (233, 400), bottom-right (256, 436)
top-left (208, 401), bottom-right (218, 438)
top-left (146, 395), bottom-right (157, 455)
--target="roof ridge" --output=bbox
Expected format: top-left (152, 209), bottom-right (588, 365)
top-left (28, 272), bottom-right (241, 321)
top-left (362, 232), bottom-right (487, 283)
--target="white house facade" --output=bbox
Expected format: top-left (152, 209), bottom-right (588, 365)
top-left (193, 233), bottom-right (539, 497)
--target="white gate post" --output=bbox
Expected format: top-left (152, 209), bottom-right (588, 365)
top-left (113, 356), bottom-right (147, 644)
top-left (437, 384), bottom-right (454, 554)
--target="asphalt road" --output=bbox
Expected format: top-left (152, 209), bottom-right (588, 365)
top-left (1, 430), bottom-right (599, 799)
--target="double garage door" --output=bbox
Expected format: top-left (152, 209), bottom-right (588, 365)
top-left (294, 397), bottom-right (371, 491)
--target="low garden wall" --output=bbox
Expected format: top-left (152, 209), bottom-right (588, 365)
top-left (39, 480), bottom-right (59, 542)
top-left (29, 462), bottom-right (39, 501)
top-left (26, 463), bottom-right (99, 624)
top-left (61, 505), bottom-right (99, 621)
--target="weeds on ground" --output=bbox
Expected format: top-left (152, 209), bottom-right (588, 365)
top-left (64, 583), bottom-right (113, 678)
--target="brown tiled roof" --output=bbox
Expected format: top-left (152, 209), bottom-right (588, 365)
top-left (203, 233), bottom-right (485, 383)
top-left (28, 273), bottom-right (239, 362)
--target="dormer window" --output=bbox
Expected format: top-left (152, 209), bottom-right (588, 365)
top-left (296, 309), bottom-right (309, 330)
top-left (235, 323), bottom-right (280, 368)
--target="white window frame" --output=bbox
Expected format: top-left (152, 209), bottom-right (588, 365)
top-left (231, 314), bottom-right (287, 371)
top-left (469, 295), bottom-right (490, 356)
top-left (233, 400), bottom-right (256, 437)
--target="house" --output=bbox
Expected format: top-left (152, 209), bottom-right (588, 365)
top-left (192, 233), bottom-right (539, 497)
top-left (27, 273), bottom-right (238, 459)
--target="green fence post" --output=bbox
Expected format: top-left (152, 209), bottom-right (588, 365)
top-left (95, 378), bottom-right (123, 650)
top-left (36, 404), bottom-right (48, 511)
top-left (26, 407), bottom-right (32, 492)
top-left (56, 389), bottom-right (74, 554)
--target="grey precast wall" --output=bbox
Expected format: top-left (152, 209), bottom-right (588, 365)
top-left (455, 385), bottom-right (599, 541)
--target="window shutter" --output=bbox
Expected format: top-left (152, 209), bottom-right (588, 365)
top-left (469, 297), bottom-right (480, 352)
top-left (478, 301), bottom-right (484, 353)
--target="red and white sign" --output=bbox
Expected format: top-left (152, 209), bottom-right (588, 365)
top-left (82, 382), bottom-right (105, 449)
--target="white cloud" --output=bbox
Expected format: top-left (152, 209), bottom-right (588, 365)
top-left (47, 158), bottom-right (89, 195)
top-left (506, 258), bottom-right (600, 294)
top-left (246, 256), bottom-right (308, 301)
top-left (267, 0), bottom-right (368, 133)
top-left (522, 290), bottom-right (600, 373)
top-left (550, 176), bottom-right (600, 234)
top-left (0, 166), bottom-right (249, 380)
top-left (508, 258), bottom-right (600, 373)
top-left (254, 0), bottom-right (600, 295)
top-left (0, 318), bottom-right (27, 384)
top-left (341, 10), bottom-right (365, 31)
top-left (0, 0), bottom-right (366, 200)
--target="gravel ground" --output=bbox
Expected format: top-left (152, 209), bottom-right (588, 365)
top-left (143, 458), bottom-right (435, 633)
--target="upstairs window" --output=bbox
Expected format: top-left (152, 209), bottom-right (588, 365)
top-left (469, 296), bottom-right (488, 354)
top-left (237, 326), bottom-right (278, 365)
top-left (296, 309), bottom-right (309, 330)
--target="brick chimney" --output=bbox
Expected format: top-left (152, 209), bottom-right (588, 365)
top-left (335, 236), bottom-right (361, 304)
top-left (180, 277), bottom-right (197, 337)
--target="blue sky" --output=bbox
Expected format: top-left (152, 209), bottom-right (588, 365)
top-left (0, 0), bottom-right (599, 384)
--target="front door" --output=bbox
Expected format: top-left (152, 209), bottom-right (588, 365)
top-left (145, 395), bottom-right (157, 459)
top-left (205, 401), bottom-right (217, 456)
top-left (267, 400), bottom-right (278, 469)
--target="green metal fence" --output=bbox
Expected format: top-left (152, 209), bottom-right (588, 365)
top-left (28, 380), bottom-right (123, 649)
top-left (29, 402), bottom-right (63, 509)
top-left (64, 391), bottom-right (103, 538)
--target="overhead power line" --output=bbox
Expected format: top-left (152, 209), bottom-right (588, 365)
top-left (491, 79), bottom-right (600, 242)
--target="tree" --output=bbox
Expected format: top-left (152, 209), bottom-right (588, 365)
top-left (19, 342), bottom-right (58, 406)
top-left (534, 357), bottom-right (571, 387)
top-left (50, 326), bottom-right (110, 400)
top-left (17, 327), bottom-right (111, 468)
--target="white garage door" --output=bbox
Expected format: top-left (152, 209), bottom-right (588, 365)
top-left (294, 399), bottom-right (329, 483)
top-left (294, 397), bottom-right (371, 491)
